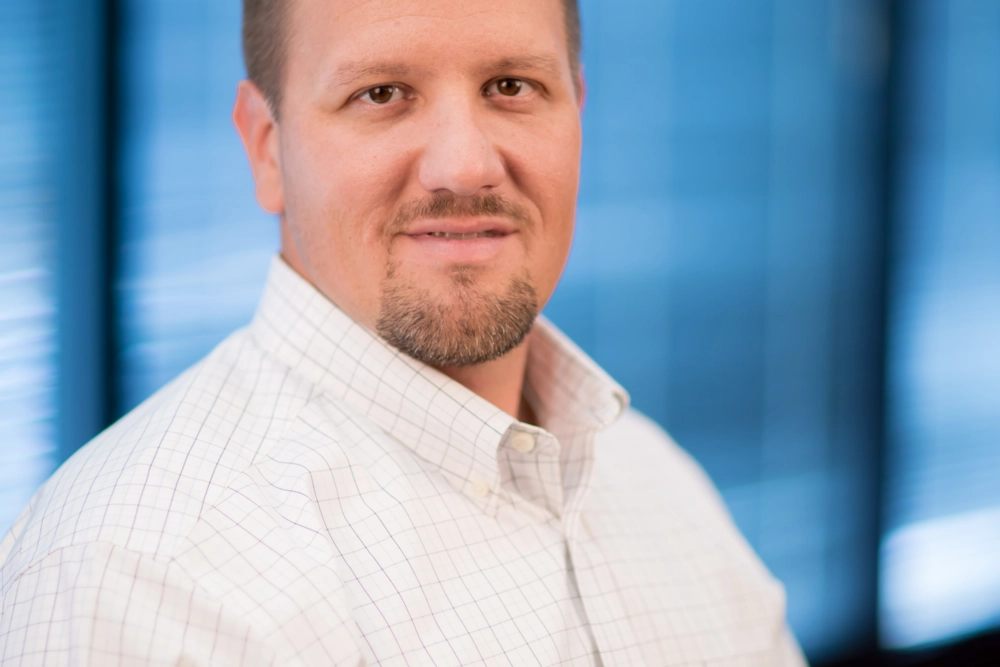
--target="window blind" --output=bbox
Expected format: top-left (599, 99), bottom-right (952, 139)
top-left (0, 2), bottom-right (59, 532)
top-left (881, 0), bottom-right (1000, 649)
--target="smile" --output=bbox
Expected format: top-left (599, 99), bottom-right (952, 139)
top-left (426, 231), bottom-right (502, 239)
top-left (399, 226), bottom-right (517, 265)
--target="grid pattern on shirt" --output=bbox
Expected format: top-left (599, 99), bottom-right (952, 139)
top-left (1, 257), bottom-right (806, 666)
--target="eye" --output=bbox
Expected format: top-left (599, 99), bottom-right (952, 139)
top-left (358, 85), bottom-right (404, 105)
top-left (486, 78), bottom-right (533, 98)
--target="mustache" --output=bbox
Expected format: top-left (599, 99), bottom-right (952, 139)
top-left (385, 193), bottom-right (532, 236)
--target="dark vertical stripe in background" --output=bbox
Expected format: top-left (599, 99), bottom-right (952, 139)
top-left (55, 0), bottom-right (118, 461)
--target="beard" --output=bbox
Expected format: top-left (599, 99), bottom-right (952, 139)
top-left (376, 266), bottom-right (539, 367)
top-left (374, 192), bottom-right (539, 367)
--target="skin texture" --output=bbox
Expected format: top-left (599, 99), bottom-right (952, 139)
top-left (233, 0), bottom-right (584, 420)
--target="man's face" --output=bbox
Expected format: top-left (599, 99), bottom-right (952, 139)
top-left (251, 0), bottom-right (582, 367)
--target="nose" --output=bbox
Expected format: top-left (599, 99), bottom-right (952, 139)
top-left (417, 96), bottom-right (506, 197)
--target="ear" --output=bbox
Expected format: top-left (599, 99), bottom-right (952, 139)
top-left (233, 80), bottom-right (284, 215)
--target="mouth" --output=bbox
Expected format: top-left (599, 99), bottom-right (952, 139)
top-left (424, 230), bottom-right (504, 240)
top-left (398, 218), bottom-right (518, 264)
top-left (403, 216), bottom-right (517, 239)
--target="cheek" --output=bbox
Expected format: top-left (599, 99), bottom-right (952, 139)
top-left (510, 117), bottom-right (581, 216)
top-left (279, 122), bottom-right (415, 325)
top-left (513, 122), bottom-right (581, 292)
top-left (285, 126), bottom-right (406, 252)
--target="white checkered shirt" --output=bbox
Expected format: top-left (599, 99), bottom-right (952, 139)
top-left (1, 257), bottom-right (806, 666)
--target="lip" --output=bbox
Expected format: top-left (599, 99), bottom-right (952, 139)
top-left (397, 219), bottom-right (519, 264)
top-left (402, 216), bottom-right (518, 238)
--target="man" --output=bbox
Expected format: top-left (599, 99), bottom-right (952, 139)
top-left (0, 0), bottom-right (806, 664)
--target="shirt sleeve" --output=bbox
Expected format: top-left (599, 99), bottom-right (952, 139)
top-left (1, 542), bottom-right (364, 667)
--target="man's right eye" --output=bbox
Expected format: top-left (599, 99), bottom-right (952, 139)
top-left (359, 86), bottom-right (402, 105)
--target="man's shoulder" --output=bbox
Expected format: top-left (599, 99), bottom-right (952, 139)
top-left (0, 328), bottom-right (319, 581)
top-left (595, 408), bottom-right (780, 578)
top-left (598, 409), bottom-right (716, 488)
top-left (596, 408), bottom-right (737, 528)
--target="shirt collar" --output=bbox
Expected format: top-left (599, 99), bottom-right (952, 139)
top-left (249, 256), bottom-right (629, 509)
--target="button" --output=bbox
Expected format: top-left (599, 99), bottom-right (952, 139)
top-left (469, 480), bottom-right (491, 498)
top-left (511, 431), bottom-right (537, 454)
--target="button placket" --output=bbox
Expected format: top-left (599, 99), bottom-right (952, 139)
top-left (500, 429), bottom-right (564, 516)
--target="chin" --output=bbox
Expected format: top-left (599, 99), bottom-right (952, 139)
top-left (376, 267), bottom-right (539, 367)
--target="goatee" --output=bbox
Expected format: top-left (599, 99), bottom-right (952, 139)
top-left (377, 268), bottom-right (538, 367)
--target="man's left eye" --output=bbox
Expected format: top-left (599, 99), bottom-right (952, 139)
top-left (486, 78), bottom-right (532, 97)
top-left (359, 85), bottom-right (404, 105)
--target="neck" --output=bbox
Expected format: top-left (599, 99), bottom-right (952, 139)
top-left (436, 334), bottom-right (537, 425)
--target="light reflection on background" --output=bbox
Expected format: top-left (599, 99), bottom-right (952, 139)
top-left (881, 0), bottom-right (1000, 648)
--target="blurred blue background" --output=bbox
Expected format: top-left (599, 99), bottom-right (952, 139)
top-left (2, 0), bottom-right (999, 665)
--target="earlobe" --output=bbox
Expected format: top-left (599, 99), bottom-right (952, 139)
top-left (233, 80), bottom-right (285, 215)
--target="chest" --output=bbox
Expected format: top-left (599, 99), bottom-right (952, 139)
top-left (317, 474), bottom-right (787, 667)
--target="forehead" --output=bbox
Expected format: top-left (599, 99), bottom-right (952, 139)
top-left (287, 0), bottom-right (570, 81)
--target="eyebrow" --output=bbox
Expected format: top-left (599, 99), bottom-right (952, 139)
top-left (329, 62), bottom-right (420, 89)
top-left (328, 54), bottom-right (565, 90)
top-left (476, 55), bottom-right (564, 79)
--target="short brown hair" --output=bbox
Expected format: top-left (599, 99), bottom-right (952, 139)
top-left (242, 0), bottom-right (582, 120)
